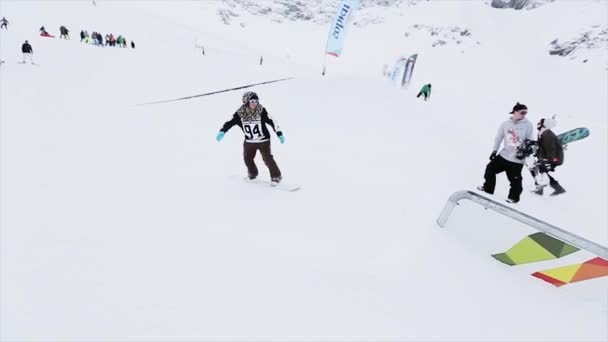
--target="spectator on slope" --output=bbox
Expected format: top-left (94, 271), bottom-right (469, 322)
top-left (92, 32), bottom-right (101, 45)
top-left (477, 102), bottom-right (535, 203)
top-left (59, 25), bottom-right (70, 39)
top-left (105, 34), bottom-right (110, 46)
top-left (0, 17), bottom-right (8, 30)
top-left (416, 83), bottom-right (432, 101)
top-left (40, 26), bottom-right (54, 38)
top-left (117, 35), bottom-right (125, 48)
top-left (21, 40), bottom-right (35, 64)
top-left (216, 91), bottom-right (285, 185)
top-left (529, 117), bottom-right (566, 196)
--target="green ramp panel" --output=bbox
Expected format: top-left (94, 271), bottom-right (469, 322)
top-left (492, 232), bottom-right (579, 266)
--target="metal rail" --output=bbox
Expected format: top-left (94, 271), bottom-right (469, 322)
top-left (437, 190), bottom-right (608, 259)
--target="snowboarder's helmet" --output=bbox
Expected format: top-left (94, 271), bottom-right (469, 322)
top-left (242, 91), bottom-right (259, 104)
top-left (537, 117), bottom-right (556, 130)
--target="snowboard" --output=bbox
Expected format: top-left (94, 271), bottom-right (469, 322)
top-left (232, 175), bottom-right (301, 192)
top-left (557, 127), bottom-right (590, 145)
top-left (518, 126), bottom-right (590, 160)
top-left (17, 61), bottom-right (39, 66)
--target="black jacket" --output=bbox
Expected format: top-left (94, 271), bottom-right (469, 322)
top-left (22, 43), bottom-right (32, 53)
top-left (537, 129), bottom-right (563, 165)
top-left (220, 106), bottom-right (282, 143)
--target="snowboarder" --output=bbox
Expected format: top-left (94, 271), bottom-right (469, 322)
top-left (0, 17), bottom-right (8, 29)
top-left (478, 102), bottom-right (535, 203)
top-left (529, 117), bottom-right (566, 196)
top-left (417, 84), bottom-right (431, 101)
top-left (21, 40), bottom-right (34, 64)
top-left (40, 26), bottom-right (54, 38)
top-left (216, 91), bottom-right (285, 184)
top-left (59, 25), bottom-right (70, 39)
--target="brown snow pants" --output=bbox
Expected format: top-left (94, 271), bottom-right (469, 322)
top-left (243, 141), bottom-right (281, 179)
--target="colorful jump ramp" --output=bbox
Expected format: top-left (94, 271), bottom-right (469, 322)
top-left (493, 232), bottom-right (608, 287)
top-left (531, 257), bottom-right (608, 287)
top-left (437, 190), bottom-right (608, 287)
top-left (493, 232), bottom-right (579, 266)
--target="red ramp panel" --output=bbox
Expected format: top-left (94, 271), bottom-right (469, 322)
top-left (532, 258), bottom-right (608, 287)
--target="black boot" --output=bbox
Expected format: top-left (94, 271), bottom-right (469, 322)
top-left (550, 183), bottom-right (566, 196)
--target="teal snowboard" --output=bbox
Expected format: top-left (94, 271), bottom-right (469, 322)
top-left (557, 127), bottom-right (590, 145)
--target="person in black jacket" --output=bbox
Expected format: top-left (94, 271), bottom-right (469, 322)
top-left (21, 40), bottom-right (34, 64)
top-left (60, 25), bottom-right (70, 39)
top-left (0, 17), bottom-right (8, 29)
top-left (215, 91), bottom-right (285, 184)
top-left (530, 117), bottom-right (566, 196)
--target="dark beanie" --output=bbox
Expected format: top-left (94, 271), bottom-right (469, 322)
top-left (510, 102), bottom-right (527, 114)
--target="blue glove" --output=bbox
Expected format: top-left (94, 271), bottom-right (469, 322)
top-left (278, 134), bottom-right (285, 144)
top-left (216, 131), bottom-right (225, 142)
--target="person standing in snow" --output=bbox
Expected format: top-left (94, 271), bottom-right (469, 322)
top-left (0, 17), bottom-right (8, 29)
top-left (21, 40), bottom-right (34, 64)
top-left (59, 25), bottom-right (70, 39)
top-left (529, 117), bottom-right (566, 196)
top-left (417, 83), bottom-right (431, 101)
top-left (478, 102), bottom-right (535, 203)
top-left (216, 91), bottom-right (285, 184)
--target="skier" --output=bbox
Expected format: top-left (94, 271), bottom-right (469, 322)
top-left (21, 40), bottom-right (34, 64)
top-left (131, 40), bottom-right (135, 49)
top-left (529, 117), bottom-right (566, 196)
top-left (477, 102), bottom-right (535, 203)
top-left (216, 91), bottom-right (285, 184)
top-left (59, 25), bottom-right (70, 39)
top-left (0, 17), bottom-right (8, 29)
top-left (417, 84), bottom-right (432, 101)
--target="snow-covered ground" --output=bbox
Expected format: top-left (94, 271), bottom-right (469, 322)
top-left (0, 0), bottom-right (607, 341)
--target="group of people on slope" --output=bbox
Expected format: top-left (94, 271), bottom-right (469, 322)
top-left (478, 102), bottom-right (566, 203)
top-left (80, 30), bottom-right (134, 48)
top-left (213, 91), bottom-right (568, 202)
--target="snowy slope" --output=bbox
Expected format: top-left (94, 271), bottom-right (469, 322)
top-left (0, 0), bottom-right (607, 341)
